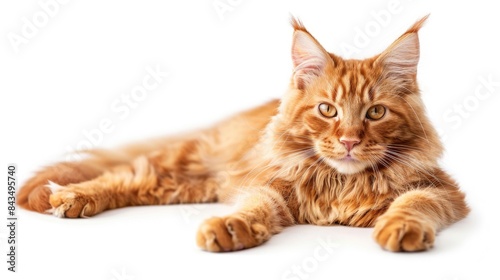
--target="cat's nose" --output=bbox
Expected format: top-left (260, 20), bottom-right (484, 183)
top-left (340, 137), bottom-right (360, 152)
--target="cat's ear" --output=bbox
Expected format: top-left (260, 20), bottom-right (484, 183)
top-left (375, 15), bottom-right (429, 82)
top-left (291, 18), bottom-right (333, 90)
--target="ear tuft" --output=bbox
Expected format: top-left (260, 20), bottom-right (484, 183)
top-left (405, 14), bottom-right (429, 33)
top-left (291, 20), bottom-right (331, 90)
top-left (376, 15), bottom-right (429, 82)
top-left (290, 16), bottom-right (307, 33)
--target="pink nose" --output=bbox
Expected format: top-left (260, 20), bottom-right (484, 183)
top-left (340, 138), bottom-right (360, 152)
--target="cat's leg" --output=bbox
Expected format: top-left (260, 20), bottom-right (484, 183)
top-left (48, 155), bottom-right (219, 218)
top-left (17, 161), bottom-right (106, 213)
top-left (196, 186), bottom-right (295, 252)
top-left (373, 169), bottom-right (469, 252)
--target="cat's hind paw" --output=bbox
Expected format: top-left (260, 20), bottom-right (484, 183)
top-left (196, 216), bottom-right (269, 252)
top-left (47, 183), bottom-right (100, 218)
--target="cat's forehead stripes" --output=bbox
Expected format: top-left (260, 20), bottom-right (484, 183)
top-left (367, 87), bottom-right (375, 102)
top-left (329, 69), bottom-right (375, 105)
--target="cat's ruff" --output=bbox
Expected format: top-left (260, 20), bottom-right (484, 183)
top-left (17, 15), bottom-right (469, 253)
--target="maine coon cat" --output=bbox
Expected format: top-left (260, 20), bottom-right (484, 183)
top-left (18, 16), bottom-right (469, 252)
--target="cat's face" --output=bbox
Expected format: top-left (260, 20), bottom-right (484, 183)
top-left (276, 17), bottom-right (440, 175)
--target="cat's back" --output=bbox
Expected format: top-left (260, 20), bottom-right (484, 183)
top-left (214, 98), bottom-right (279, 146)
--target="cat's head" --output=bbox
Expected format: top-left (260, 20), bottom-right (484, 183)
top-left (274, 16), bottom-right (442, 175)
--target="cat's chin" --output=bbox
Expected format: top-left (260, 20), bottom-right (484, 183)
top-left (323, 157), bottom-right (368, 175)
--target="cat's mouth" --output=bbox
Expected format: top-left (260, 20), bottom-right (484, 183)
top-left (323, 154), bottom-right (369, 175)
top-left (314, 143), bottom-right (369, 174)
top-left (341, 154), bottom-right (355, 161)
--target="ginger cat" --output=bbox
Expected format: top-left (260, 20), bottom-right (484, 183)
top-left (17, 16), bottom-right (469, 252)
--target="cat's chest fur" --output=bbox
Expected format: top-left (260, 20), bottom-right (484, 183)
top-left (293, 172), bottom-right (397, 227)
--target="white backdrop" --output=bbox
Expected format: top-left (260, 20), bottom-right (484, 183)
top-left (1, 0), bottom-right (499, 279)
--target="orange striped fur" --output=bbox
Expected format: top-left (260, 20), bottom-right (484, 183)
top-left (18, 16), bottom-right (469, 252)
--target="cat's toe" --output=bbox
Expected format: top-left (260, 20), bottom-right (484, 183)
top-left (196, 216), bottom-right (267, 252)
top-left (48, 187), bottom-right (97, 218)
top-left (373, 214), bottom-right (435, 252)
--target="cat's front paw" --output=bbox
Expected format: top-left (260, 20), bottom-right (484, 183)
top-left (196, 216), bottom-right (269, 252)
top-left (373, 213), bottom-right (435, 252)
top-left (47, 182), bottom-right (101, 218)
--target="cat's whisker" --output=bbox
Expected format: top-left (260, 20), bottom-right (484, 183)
top-left (17, 16), bottom-right (469, 254)
top-left (382, 151), bottom-right (442, 189)
top-left (385, 94), bottom-right (430, 143)
top-left (240, 147), bottom-right (316, 187)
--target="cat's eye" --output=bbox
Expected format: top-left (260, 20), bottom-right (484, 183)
top-left (366, 105), bottom-right (386, 120)
top-left (318, 103), bottom-right (337, 118)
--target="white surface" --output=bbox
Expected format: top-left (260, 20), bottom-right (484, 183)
top-left (1, 1), bottom-right (499, 279)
